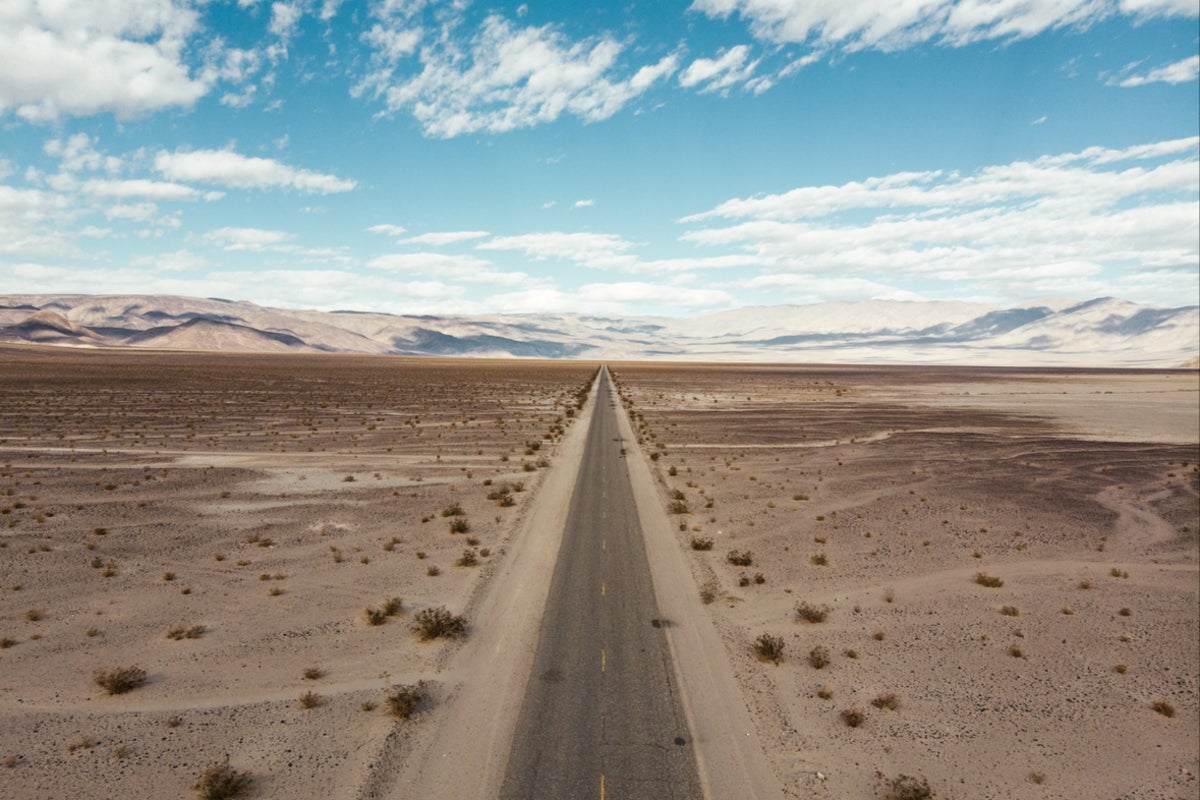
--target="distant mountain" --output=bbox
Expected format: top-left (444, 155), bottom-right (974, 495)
top-left (0, 294), bottom-right (1196, 367)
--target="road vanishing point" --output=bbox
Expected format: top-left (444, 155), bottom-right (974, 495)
top-left (500, 367), bottom-right (704, 800)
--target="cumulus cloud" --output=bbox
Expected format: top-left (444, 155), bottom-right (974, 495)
top-left (479, 231), bottom-right (636, 262)
top-left (366, 223), bottom-right (408, 236)
top-left (368, 13), bottom-right (679, 137)
top-left (206, 226), bottom-right (295, 251)
top-left (681, 137), bottom-right (1200, 302)
top-left (82, 178), bottom-right (215, 202)
top-left (690, 0), bottom-right (1197, 51)
top-left (1109, 55), bottom-right (1200, 87)
top-left (679, 45), bottom-right (765, 94)
top-left (396, 230), bottom-right (491, 245)
top-left (0, 0), bottom-right (208, 121)
top-left (155, 149), bottom-right (356, 193)
top-left (367, 252), bottom-right (532, 286)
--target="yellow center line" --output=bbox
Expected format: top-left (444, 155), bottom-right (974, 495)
top-left (600, 773), bottom-right (605, 800)
top-left (601, 648), bottom-right (606, 672)
top-left (601, 582), bottom-right (606, 597)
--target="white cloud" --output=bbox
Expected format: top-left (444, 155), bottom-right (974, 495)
top-left (367, 223), bottom-right (408, 236)
top-left (479, 231), bottom-right (636, 262)
top-left (269, 2), bottom-right (303, 40)
top-left (371, 14), bottom-right (679, 137)
top-left (82, 178), bottom-right (212, 201)
top-left (574, 199), bottom-right (595, 208)
top-left (44, 134), bottom-right (122, 174)
top-left (155, 149), bottom-right (356, 193)
top-left (397, 230), bottom-right (491, 245)
top-left (681, 138), bottom-right (1200, 302)
top-left (679, 45), bottom-right (762, 93)
top-left (0, 0), bottom-right (208, 121)
top-left (206, 226), bottom-right (296, 251)
top-left (690, 0), bottom-right (1197, 52)
top-left (488, 281), bottom-right (735, 314)
top-left (1109, 55), bottom-right (1200, 87)
top-left (367, 252), bottom-right (532, 286)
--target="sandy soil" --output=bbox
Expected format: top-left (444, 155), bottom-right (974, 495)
top-left (610, 363), bottom-right (1198, 800)
top-left (0, 346), bottom-right (597, 799)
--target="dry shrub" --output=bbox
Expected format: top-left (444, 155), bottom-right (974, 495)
top-left (795, 601), bottom-right (830, 623)
top-left (726, 550), bottom-right (752, 566)
top-left (303, 666), bottom-right (324, 680)
top-left (386, 681), bottom-right (428, 719)
top-left (94, 666), bottom-right (147, 695)
top-left (871, 693), bottom-right (900, 711)
top-left (810, 552), bottom-right (828, 566)
top-left (808, 646), bottom-right (830, 669)
top-left (699, 581), bottom-right (719, 604)
top-left (166, 625), bottom-right (206, 640)
top-left (413, 606), bottom-right (466, 640)
top-left (754, 634), bottom-right (785, 664)
top-left (974, 572), bottom-right (1004, 588)
top-left (884, 774), bottom-right (932, 800)
top-left (839, 708), bottom-right (865, 728)
top-left (297, 690), bottom-right (322, 709)
top-left (194, 760), bottom-right (252, 800)
top-left (999, 606), bottom-right (1019, 617)
top-left (690, 536), bottom-right (713, 551)
top-left (1152, 700), bottom-right (1176, 718)
top-left (381, 597), bottom-right (404, 616)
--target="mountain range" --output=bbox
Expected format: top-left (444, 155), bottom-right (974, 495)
top-left (1, 294), bottom-right (1196, 367)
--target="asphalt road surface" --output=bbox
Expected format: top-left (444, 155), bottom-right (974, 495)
top-left (500, 367), bottom-right (703, 800)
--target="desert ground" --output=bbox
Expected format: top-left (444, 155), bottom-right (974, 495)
top-left (609, 363), bottom-right (1199, 799)
top-left (0, 346), bottom-right (597, 798)
top-left (1, 350), bottom-right (1196, 800)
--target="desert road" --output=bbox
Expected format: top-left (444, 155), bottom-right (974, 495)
top-left (500, 367), bottom-right (703, 800)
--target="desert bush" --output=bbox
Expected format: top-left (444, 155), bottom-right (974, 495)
top-left (754, 634), bottom-right (785, 664)
top-left (441, 503), bottom-right (464, 517)
top-left (668, 499), bottom-right (690, 514)
top-left (699, 581), bottom-right (718, 604)
top-left (1118, 607), bottom-right (1132, 617)
top-left (816, 687), bottom-right (833, 700)
top-left (795, 601), bottom-right (830, 623)
top-left (166, 625), bottom-right (205, 640)
top-left (974, 572), bottom-right (1004, 588)
top-left (843, 648), bottom-right (859, 659)
top-left (810, 553), bottom-right (828, 566)
top-left (413, 606), bottom-right (467, 640)
top-left (94, 666), bottom-right (147, 695)
top-left (1, 638), bottom-right (15, 648)
top-left (808, 646), bottom-right (830, 669)
top-left (303, 666), bottom-right (324, 680)
top-left (297, 690), bottom-right (322, 709)
top-left (364, 607), bottom-right (388, 626)
top-left (726, 550), bottom-right (752, 566)
top-left (839, 708), bottom-right (864, 727)
top-left (426, 565), bottom-right (441, 577)
top-left (1152, 700), bottom-right (1175, 718)
top-left (883, 774), bottom-right (932, 800)
top-left (456, 549), bottom-right (478, 567)
top-left (999, 606), bottom-right (1019, 617)
top-left (195, 760), bottom-right (252, 800)
top-left (382, 597), bottom-right (404, 616)
top-left (449, 518), bottom-right (470, 534)
top-left (1008, 645), bottom-right (1024, 658)
top-left (871, 693), bottom-right (900, 711)
top-left (690, 536), bottom-right (713, 551)
top-left (385, 681), bottom-right (428, 719)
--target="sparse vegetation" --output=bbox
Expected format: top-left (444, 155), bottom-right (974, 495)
top-left (808, 646), bottom-right (830, 669)
top-left (166, 624), bottom-right (206, 640)
top-left (883, 774), bottom-right (932, 800)
top-left (1152, 700), bottom-right (1176, 718)
top-left (413, 606), bottom-right (467, 640)
top-left (840, 708), bottom-right (864, 727)
top-left (303, 666), bottom-right (324, 680)
top-left (94, 666), bottom-right (147, 695)
top-left (871, 693), bottom-right (900, 711)
top-left (298, 690), bottom-right (322, 709)
top-left (974, 572), bottom-right (1004, 588)
top-left (194, 759), bottom-right (252, 800)
top-left (754, 633), bottom-right (785, 664)
top-left (999, 605), bottom-right (1019, 617)
top-left (699, 581), bottom-right (718, 604)
top-left (810, 552), bottom-right (828, 566)
top-left (795, 601), bottom-right (830, 623)
top-left (726, 549), bottom-right (752, 566)
top-left (385, 681), bottom-right (428, 719)
top-left (690, 536), bottom-right (713, 551)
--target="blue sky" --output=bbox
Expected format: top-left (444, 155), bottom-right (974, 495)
top-left (2, 0), bottom-right (1197, 317)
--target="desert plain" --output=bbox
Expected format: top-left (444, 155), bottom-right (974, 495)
top-left (0, 348), bottom-right (1197, 800)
